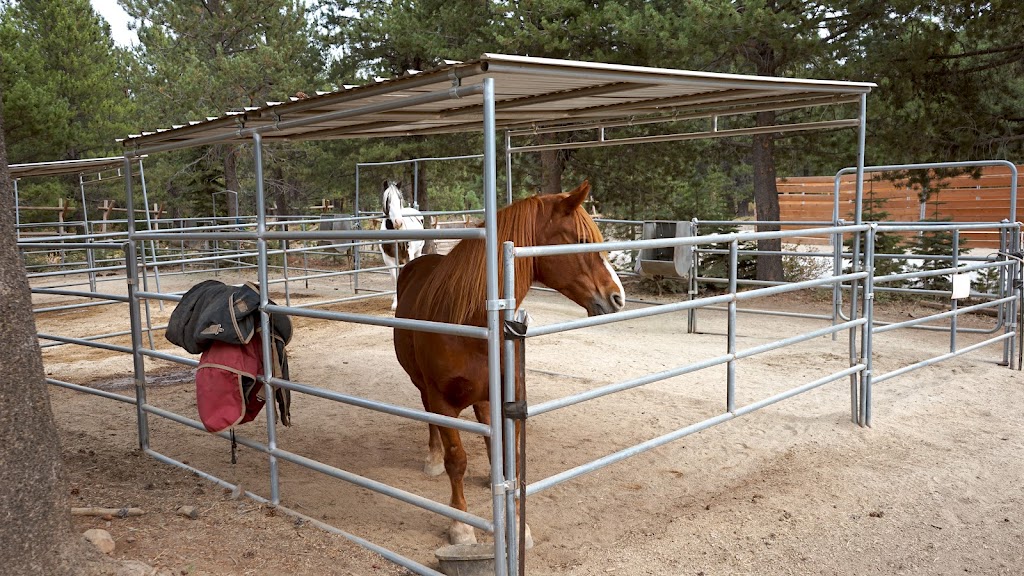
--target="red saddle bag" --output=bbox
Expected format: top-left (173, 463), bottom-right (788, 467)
top-left (195, 335), bottom-right (266, 433)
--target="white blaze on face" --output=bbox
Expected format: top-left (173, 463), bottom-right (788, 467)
top-left (383, 183), bottom-right (406, 229)
top-left (603, 254), bottom-right (625, 305)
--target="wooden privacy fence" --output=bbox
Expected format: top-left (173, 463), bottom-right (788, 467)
top-left (777, 165), bottom-right (1024, 248)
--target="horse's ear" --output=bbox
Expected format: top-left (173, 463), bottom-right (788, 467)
top-left (559, 180), bottom-right (591, 214)
top-left (382, 179), bottom-right (391, 191)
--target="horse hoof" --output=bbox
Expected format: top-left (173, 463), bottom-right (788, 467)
top-left (523, 523), bottom-right (535, 550)
top-left (423, 459), bottom-right (445, 477)
top-left (449, 521), bottom-right (477, 545)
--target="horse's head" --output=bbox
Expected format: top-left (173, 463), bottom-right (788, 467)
top-left (382, 180), bottom-right (406, 229)
top-left (533, 181), bottom-right (625, 316)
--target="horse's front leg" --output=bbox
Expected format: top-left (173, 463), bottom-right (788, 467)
top-left (472, 401), bottom-right (492, 468)
top-left (432, 400), bottom-right (476, 545)
top-left (422, 389), bottom-right (445, 476)
top-left (383, 249), bottom-right (399, 310)
top-left (476, 402), bottom-right (534, 549)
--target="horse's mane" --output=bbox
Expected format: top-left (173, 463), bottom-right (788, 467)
top-left (418, 194), bottom-right (604, 326)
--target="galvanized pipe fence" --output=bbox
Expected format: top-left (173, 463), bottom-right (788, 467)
top-left (31, 208), bottom-right (1020, 576)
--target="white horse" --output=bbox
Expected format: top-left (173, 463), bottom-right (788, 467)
top-left (380, 180), bottom-right (424, 310)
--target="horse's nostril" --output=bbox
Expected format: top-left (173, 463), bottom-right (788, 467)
top-left (611, 293), bottom-right (624, 310)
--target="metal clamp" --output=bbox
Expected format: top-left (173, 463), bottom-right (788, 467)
top-left (492, 479), bottom-right (517, 495)
top-left (486, 298), bottom-right (516, 311)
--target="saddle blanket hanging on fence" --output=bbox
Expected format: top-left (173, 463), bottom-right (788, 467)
top-left (196, 335), bottom-right (270, 433)
top-left (167, 280), bottom-right (292, 431)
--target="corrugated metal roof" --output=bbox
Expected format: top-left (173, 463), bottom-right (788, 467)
top-left (9, 156), bottom-right (126, 179)
top-left (120, 54), bottom-right (875, 154)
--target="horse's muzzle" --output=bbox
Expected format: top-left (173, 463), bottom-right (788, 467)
top-left (587, 292), bottom-right (625, 316)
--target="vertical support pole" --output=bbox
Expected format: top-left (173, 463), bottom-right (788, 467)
top-left (124, 158), bottom-right (150, 451)
top-left (282, 221), bottom-right (291, 307)
top-left (862, 226), bottom-right (876, 427)
top-left (850, 94), bottom-right (868, 425)
top-left (301, 222), bottom-right (310, 290)
top-left (726, 240), bottom-right (738, 413)
top-left (125, 162), bottom-right (156, 349)
top-left (504, 131), bottom-right (513, 206)
top-left (127, 240), bottom-right (150, 450)
top-left (1004, 162), bottom-right (1020, 368)
top-left (831, 172), bottom-right (845, 341)
top-left (139, 159), bottom-right (163, 310)
top-left (354, 165), bottom-right (362, 294)
top-left (13, 178), bottom-right (20, 239)
top-left (482, 77), bottom-right (510, 576)
top-left (413, 160), bottom-right (420, 209)
top-left (80, 174), bottom-right (97, 293)
top-left (180, 218), bottom-right (186, 274)
top-left (501, 241), bottom-right (519, 574)
top-left (687, 219), bottom-right (698, 334)
top-left (253, 133), bottom-right (281, 506)
top-left (950, 230), bottom-right (960, 353)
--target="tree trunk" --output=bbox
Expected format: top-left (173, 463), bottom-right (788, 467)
top-left (539, 134), bottom-right (563, 194)
top-left (223, 145), bottom-right (239, 218)
top-left (0, 76), bottom-right (94, 576)
top-left (271, 164), bottom-right (291, 216)
top-left (752, 110), bottom-right (784, 282)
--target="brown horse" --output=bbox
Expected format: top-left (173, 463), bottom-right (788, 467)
top-left (393, 180), bottom-right (625, 546)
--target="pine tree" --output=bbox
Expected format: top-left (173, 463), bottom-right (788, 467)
top-left (121, 0), bottom-right (326, 216)
top-left (0, 0), bottom-right (133, 162)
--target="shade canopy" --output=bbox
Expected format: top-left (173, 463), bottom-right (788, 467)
top-left (119, 54), bottom-right (874, 155)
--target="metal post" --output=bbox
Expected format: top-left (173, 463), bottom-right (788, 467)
top-left (139, 159), bottom-right (163, 310)
top-left (13, 178), bottom-right (20, 239)
top-left (124, 159), bottom-right (151, 450)
top-left (282, 221), bottom-right (291, 306)
top-left (301, 222), bottom-right (310, 289)
top-left (253, 132), bottom-right (281, 505)
top-left (501, 241), bottom-right (519, 573)
top-left (950, 229), bottom-right (960, 353)
top-left (412, 160), bottom-right (420, 209)
top-left (179, 218), bottom-right (186, 273)
top-left (124, 162), bottom-right (156, 350)
top-left (862, 226), bottom-right (876, 427)
top-left (831, 172), bottom-right (844, 340)
top-left (482, 77), bottom-right (510, 576)
top-left (849, 94), bottom-right (868, 425)
top-left (687, 219), bottom-right (699, 334)
top-left (354, 165), bottom-right (362, 293)
top-left (78, 174), bottom-right (98, 292)
top-left (504, 131), bottom-right (513, 205)
top-left (726, 241), bottom-right (738, 413)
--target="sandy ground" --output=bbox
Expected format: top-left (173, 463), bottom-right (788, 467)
top-left (36, 266), bottom-right (1024, 575)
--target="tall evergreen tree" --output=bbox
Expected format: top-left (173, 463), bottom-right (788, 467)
top-left (848, 0), bottom-right (1024, 162)
top-left (121, 0), bottom-right (326, 215)
top-left (0, 0), bottom-right (133, 163)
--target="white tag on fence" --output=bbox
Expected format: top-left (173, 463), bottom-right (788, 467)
top-left (951, 273), bottom-right (971, 300)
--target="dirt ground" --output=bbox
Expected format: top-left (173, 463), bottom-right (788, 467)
top-left (37, 268), bottom-right (1024, 575)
